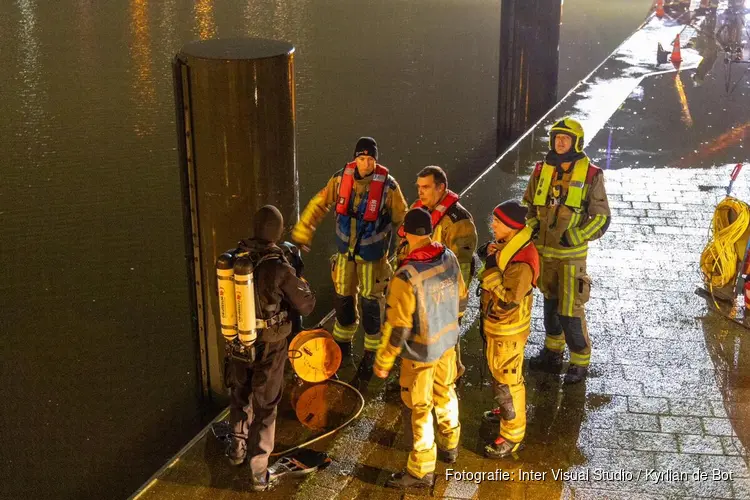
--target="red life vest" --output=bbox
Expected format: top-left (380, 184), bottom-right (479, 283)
top-left (509, 242), bottom-right (540, 288)
top-left (398, 190), bottom-right (460, 237)
top-left (335, 162), bottom-right (388, 222)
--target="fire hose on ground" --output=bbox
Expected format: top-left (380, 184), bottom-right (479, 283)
top-left (698, 164), bottom-right (750, 327)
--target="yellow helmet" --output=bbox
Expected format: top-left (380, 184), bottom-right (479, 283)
top-left (549, 117), bottom-right (585, 153)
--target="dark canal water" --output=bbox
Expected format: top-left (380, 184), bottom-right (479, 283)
top-left (0, 1), bottom-right (652, 498)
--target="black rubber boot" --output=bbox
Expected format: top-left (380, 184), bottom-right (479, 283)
top-left (354, 350), bottom-right (375, 383)
top-left (483, 408), bottom-right (503, 424)
top-left (335, 340), bottom-right (353, 357)
top-left (564, 364), bottom-right (588, 384)
top-left (438, 447), bottom-right (459, 464)
top-left (529, 347), bottom-right (564, 374)
top-left (385, 471), bottom-right (434, 489)
top-left (484, 437), bottom-right (524, 459)
top-left (482, 399), bottom-right (515, 424)
top-left (225, 436), bottom-right (246, 466)
top-left (251, 470), bottom-right (279, 492)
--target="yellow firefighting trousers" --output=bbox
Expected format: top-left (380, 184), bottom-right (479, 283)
top-left (486, 330), bottom-right (529, 443)
top-left (400, 347), bottom-right (460, 478)
top-left (539, 257), bottom-right (592, 367)
top-left (330, 253), bottom-right (392, 351)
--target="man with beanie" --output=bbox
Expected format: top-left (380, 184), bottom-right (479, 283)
top-left (292, 137), bottom-right (408, 381)
top-left (373, 207), bottom-right (465, 489)
top-left (477, 200), bottom-right (539, 458)
top-left (223, 205), bottom-right (316, 491)
top-left (522, 117), bottom-right (610, 384)
top-left (397, 166), bottom-right (477, 379)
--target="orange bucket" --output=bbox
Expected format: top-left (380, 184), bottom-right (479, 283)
top-left (288, 328), bottom-right (342, 382)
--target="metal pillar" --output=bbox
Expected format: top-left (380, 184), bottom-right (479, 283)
top-left (497, 0), bottom-right (562, 153)
top-left (173, 38), bottom-right (297, 401)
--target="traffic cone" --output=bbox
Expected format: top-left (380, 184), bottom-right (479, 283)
top-left (670, 33), bottom-right (682, 65)
top-left (656, 0), bottom-right (665, 18)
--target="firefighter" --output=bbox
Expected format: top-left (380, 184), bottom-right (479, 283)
top-left (292, 137), bottom-right (408, 380)
top-left (397, 166), bottom-right (477, 378)
top-left (373, 207), bottom-right (466, 489)
top-left (477, 200), bottom-right (539, 458)
top-left (523, 117), bottom-right (610, 384)
top-left (692, 7), bottom-right (718, 86)
top-left (224, 205), bottom-right (316, 491)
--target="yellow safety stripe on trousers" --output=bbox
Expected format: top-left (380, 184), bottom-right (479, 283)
top-left (570, 351), bottom-right (591, 366)
top-left (579, 213), bottom-right (608, 241)
top-left (334, 253), bottom-right (348, 292)
top-left (500, 426), bottom-right (526, 441)
top-left (538, 244), bottom-right (588, 260)
top-left (483, 319), bottom-right (530, 336)
top-left (407, 454), bottom-right (436, 478)
top-left (357, 260), bottom-right (373, 297)
top-left (363, 334), bottom-right (381, 351)
top-left (332, 321), bottom-right (359, 342)
top-left (436, 431), bottom-right (460, 451)
top-left (545, 333), bottom-right (566, 352)
top-left (562, 264), bottom-right (576, 317)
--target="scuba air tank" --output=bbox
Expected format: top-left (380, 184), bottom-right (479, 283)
top-left (216, 251), bottom-right (238, 341)
top-left (233, 255), bottom-right (259, 347)
top-left (216, 250), bottom-right (258, 363)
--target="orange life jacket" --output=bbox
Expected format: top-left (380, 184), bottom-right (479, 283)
top-left (398, 190), bottom-right (460, 237)
top-left (509, 242), bottom-right (540, 287)
top-left (335, 162), bottom-right (388, 222)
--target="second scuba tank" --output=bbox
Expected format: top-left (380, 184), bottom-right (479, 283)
top-left (233, 255), bottom-right (258, 347)
top-left (216, 251), bottom-right (238, 341)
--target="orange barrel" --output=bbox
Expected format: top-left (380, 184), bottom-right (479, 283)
top-left (292, 383), bottom-right (330, 430)
top-left (288, 328), bottom-right (342, 382)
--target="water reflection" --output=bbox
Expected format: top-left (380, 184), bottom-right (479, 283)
top-left (195, 0), bottom-right (216, 40)
top-left (16, 0), bottom-right (46, 159)
top-left (158, 0), bottom-right (178, 72)
top-left (696, 120), bottom-right (750, 160)
top-left (74, 0), bottom-right (95, 69)
top-left (701, 313), bottom-right (750, 457)
top-left (678, 1), bottom-right (750, 92)
top-left (674, 71), bottom-right (695, 126)
top-left (129, 0), bottom-right (157, 136)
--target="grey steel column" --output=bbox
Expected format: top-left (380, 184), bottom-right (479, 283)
top-left (497, 0), bottom-right (561, 153)
top-left (173, 38), bottom-right (297, 401)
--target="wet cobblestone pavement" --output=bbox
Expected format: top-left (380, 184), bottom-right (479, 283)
top-left (133, 8), bottom-right (750, 500)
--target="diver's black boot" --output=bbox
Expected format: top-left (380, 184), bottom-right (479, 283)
top-left (564, 364), bottom-right (588, 384)
top-left (529, 348), bottom-right (563, 374)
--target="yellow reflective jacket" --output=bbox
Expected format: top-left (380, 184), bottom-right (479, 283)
top-left (523, 156), bottom-right (611, 260)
